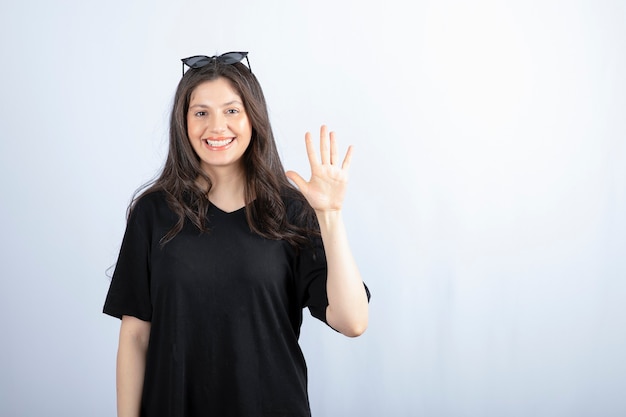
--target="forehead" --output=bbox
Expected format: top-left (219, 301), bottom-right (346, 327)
top-left (189, 77), bottom-right (242, 104)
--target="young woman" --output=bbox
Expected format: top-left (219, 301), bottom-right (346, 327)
top-left (104, 52), bottom-right (370, 417)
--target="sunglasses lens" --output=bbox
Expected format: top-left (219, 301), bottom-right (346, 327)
top-left (219, 52), bottom-right (247, 64)
top-left (184, 56), bottom-right (211, 69)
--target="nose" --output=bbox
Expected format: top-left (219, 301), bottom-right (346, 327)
top-left (208, 113), bottom-right (227, 134)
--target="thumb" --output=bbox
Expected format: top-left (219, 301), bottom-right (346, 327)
top-left (285, 170), bottom-right (307, 192)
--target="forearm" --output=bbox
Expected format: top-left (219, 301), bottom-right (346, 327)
top-left (317, 209), bottom-right (369, 337)
top-left (116, 317), bottom-right (150, 417)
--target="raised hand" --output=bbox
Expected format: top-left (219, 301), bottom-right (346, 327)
top-left (286, 125), bottom-right (353, 213)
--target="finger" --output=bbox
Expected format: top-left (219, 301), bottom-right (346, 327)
top-left (285, 170), bottom-right (308, 192)
top-left (329, 130), bottom-right (338, 166)
top-left (341, 145), bottom-right (354, 171)
top-left (319, 125), bottom-right (330, 165)
top-left (304, 132), bottom-right (319, 167)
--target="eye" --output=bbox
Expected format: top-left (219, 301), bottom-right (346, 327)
top-left (194, 111), bottom-right (207, 117)
top-left (226, 108), bottom-right (240, 115)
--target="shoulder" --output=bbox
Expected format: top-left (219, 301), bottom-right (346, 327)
top-left (131, 189), bottom-right (168, 213)
top-left (127, 189), bottom-right (175, 226)
top-left (123, 189), bottom-right (179, 243)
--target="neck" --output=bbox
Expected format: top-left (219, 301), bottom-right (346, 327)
top-left (203, 166), bottom-right (247, 213)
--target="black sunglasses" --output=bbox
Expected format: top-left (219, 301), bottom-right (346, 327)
top-left (181, 52), bottom-right (251, 76)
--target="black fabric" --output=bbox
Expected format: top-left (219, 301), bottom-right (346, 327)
top-left (103, 191), bottom-right (332, 417)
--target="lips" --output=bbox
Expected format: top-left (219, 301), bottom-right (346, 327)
top-left (204, 137), bottom-right (234, 148)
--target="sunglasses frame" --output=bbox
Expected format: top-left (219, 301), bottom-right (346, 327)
top-left (181, 52), bottom-right (251, 76)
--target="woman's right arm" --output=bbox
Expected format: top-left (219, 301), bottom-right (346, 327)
top-left (116, 315), bottom-right (151, 417)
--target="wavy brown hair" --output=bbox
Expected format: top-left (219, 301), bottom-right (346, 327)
top-left (131, 59), bottom-right (316, 246)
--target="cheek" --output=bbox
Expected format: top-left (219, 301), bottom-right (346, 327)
top-left (237, 117), bottom-right (253, 136)
top-left (186, 118), bottom-right (203, 138)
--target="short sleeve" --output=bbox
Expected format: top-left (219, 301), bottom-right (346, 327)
top-left (294, 234), bottom-right (329, 323)
top-left (103, 198), bottom-right (154, 321)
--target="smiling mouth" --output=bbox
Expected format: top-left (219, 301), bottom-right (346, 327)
top-left (204, 138), bottom-right (234, 147)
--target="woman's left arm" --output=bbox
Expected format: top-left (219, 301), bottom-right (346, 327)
top-left (286, 125), bottom-right (369, 337)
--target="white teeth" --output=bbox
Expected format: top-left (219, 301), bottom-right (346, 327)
top-left (205, 138), bottom-right (234, 147)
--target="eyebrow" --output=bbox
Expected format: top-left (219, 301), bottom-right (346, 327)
top-left (189, 100), bottom-right (244, 109)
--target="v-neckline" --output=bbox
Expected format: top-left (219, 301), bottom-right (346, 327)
top-left (209, 202), bottom-right (246, 215)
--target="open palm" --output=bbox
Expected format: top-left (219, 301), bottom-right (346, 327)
top-left (286, 125), bottom-right (353, 212)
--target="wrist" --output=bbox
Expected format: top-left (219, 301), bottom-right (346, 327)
top-left (315, 209), bottom-right (343, 227)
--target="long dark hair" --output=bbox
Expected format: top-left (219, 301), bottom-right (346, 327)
top-left (131, 60), bottom-right (316, 246)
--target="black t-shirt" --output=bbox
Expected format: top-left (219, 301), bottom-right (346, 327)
top-left (103, 191), bottom-right (330, 417)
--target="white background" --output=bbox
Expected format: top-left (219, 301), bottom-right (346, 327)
top-left (1, 1), bottom-right (625, 416)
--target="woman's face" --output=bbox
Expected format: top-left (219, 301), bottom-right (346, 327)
top-left (186, 77), bottom-right (252, 177)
